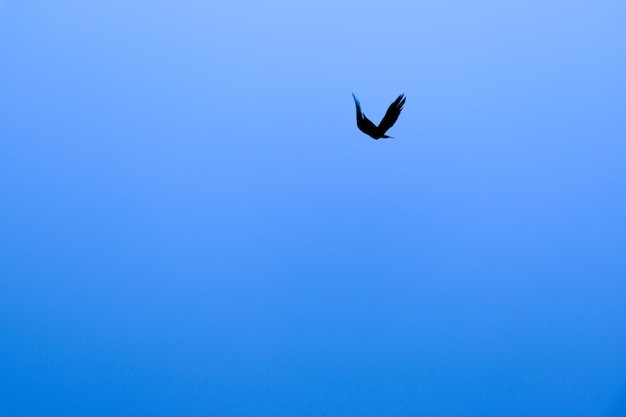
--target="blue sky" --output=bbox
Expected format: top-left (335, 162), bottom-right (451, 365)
top-left (1, 1), bottom-right (625, 416)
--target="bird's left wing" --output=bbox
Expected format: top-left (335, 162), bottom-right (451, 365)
top-left (377, 94), bottom-right (406, 134)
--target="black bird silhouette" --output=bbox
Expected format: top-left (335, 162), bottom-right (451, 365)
top-left (352, 93), bottom-right (406, 139)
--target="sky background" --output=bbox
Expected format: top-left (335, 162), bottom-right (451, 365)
top-left (1, 1), bottom-right (625, 416)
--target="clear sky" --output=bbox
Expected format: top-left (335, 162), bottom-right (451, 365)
top-left (1, 1), bottom-right (625, 416)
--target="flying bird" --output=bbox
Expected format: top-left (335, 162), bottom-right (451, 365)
top-left (352, 93), bottom-right (406, 139)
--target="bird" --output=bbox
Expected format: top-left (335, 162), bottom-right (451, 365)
top-left (352, 93), bottom-right (406, 139)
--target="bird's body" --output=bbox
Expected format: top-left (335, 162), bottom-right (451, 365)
top-left (352, 93), bottom-right (406, 139)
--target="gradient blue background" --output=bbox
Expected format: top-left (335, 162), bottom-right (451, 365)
top-left (1, 1), bottom-right (625, 416)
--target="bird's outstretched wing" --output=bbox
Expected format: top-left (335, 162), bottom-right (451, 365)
top-left (352, 93), bottom-right (379, 135)
top-left (377, 94), bottom-right (406, 135)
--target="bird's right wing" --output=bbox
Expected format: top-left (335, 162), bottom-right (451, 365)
top-left (377, 94), bottom-right (406, 134)
top-left (352, 93), bottom-right (379, 134)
